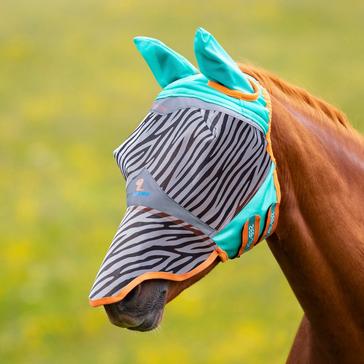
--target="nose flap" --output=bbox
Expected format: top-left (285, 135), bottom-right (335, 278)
top-left (126, 167), bottom-right (215, 237)
top-left (89, 205), bottom-right (223, 307)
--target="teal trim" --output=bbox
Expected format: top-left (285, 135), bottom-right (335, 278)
top-left (134, 36), bottom-right (198, 88)
top-left (157, 74), bottom-right (270, 133)
top-left (194, 27), bottom-right (253, 93)
top-left (211, 164), bottom-right (279, 259)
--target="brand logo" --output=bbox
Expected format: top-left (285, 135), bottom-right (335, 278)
top-left (136, 178), bottom-right (144, 191)
top-left (133, 178), bottom-right (150, 197)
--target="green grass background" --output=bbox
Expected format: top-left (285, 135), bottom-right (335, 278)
top-left (1, 1), bottom-right (363, 363)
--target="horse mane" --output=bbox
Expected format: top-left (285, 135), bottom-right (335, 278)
top-left (238, 63), bottom-right (351, 129)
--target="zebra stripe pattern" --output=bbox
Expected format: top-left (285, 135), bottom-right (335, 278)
top-left (90, 102), bottom-right (272, 302)
top-left (114, 107), bottom-right (272, 230)
top-left (89, 205), bottom-right (217, 301)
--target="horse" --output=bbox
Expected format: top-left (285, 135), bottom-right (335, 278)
top-left (89, 28), bottom-right (364, 363)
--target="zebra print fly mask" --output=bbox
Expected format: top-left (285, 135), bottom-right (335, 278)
top-left (89, 28), bottom-right (280, 307)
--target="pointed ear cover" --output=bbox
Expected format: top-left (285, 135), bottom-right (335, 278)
top-left (194, 27), bottom-right (253, 92)
top-left (134, 36), bottom-right (198, 88)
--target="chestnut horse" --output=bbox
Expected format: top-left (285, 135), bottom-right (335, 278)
top-left (104, 64), bottom-right (364, 363)
top-left (243, 64), bottom-right (364, 363)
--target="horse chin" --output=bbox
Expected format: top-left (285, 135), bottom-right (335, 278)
top-left (127, 309), bottom-right (164, 331)
top-left (105, 303), bottom-right (165, 331)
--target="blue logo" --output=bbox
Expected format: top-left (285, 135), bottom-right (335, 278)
top-left (133, 191), bottom-right (151, 197)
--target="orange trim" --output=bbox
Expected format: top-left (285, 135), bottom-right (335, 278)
top-left (208, 78), bottom-right (260, 101)
top-left (237, 220), bottom-right (250, 257)
top-left (216, 247), bottom-right (229, 262)
top-left (259, 83), bottom-right (281, 236)
top-left (260, 87), bottom-right (281, 203)
top-left (89, 249), bottom-right (223, 307)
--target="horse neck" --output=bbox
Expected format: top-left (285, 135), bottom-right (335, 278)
top-left (267, 94), bottom-right (364, 357)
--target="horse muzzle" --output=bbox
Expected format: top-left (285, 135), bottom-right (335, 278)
top-left (103, 280), bottom-right (168, 331)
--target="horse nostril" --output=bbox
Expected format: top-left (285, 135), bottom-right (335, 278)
top-left (122, 285), bottom-right (141, 304)
top-left (160, 288), bottom-right (167, 297)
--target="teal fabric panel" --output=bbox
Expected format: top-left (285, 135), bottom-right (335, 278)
top-left (157, 73), bottom-right (270, 133)
top-left (211, 164), bottom-right (279, 258)
top-left (194, 27), bottom-right (253, 92)
top-left (134, 36), bottom-right (198, 88)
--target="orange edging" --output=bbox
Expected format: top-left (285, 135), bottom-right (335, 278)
top-left (261, 86), bottom-right (281, 236)
top-left (208, 78), bottom-right (260, 101)
top-left (89, 248), bottom-right (228, 307)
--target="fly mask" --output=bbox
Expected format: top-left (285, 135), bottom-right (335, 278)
top-left (89, 28), bottom-right (280, 307)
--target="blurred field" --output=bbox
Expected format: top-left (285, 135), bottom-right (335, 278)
top-left (1, 1), bottom-right (363, 363)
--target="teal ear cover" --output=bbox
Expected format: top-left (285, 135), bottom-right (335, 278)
top-left (134, 36), bottom-right (198, 88)
top-left (194, 27), bottom-right (253, 92)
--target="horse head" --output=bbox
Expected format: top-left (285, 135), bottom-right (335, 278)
top-left (89, 28), bottom-right (280, 331)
